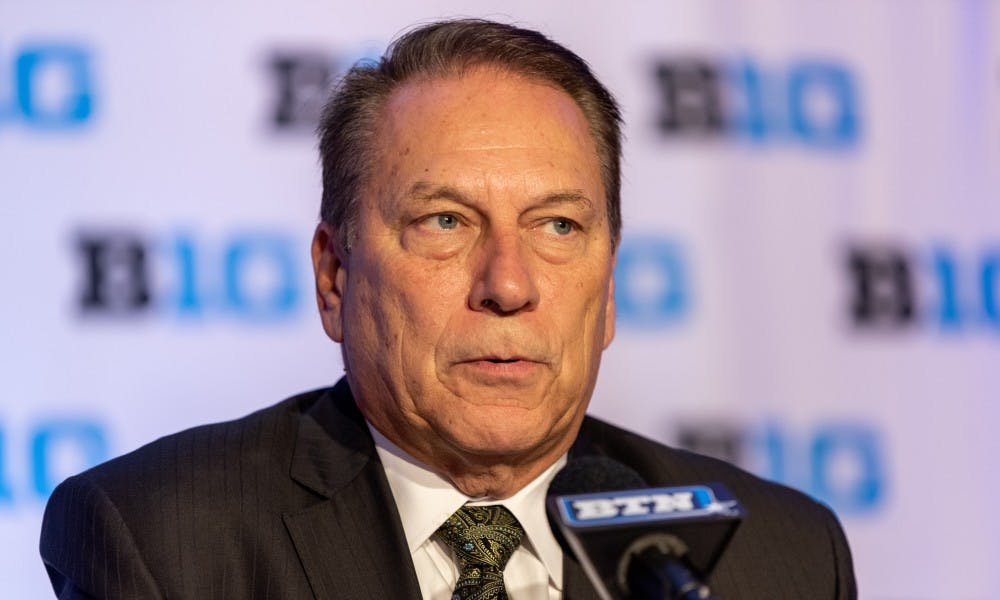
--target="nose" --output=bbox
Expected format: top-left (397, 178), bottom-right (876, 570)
top-left (468, 231), bottom-right (540, 315)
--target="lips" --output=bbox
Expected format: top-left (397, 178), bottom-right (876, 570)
top-left (453, 354), bottom-right (547, 383)
top-left (462, 356), bottom-right (542, 367)
top-left (477, 355), bottom-right (530, 364)
top-left (458, 352), bottom-right (547, 366)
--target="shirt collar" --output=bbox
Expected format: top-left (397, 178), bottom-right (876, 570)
top-left (368, 422), bottom-right (566, 589)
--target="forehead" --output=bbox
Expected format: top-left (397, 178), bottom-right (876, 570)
top-left (372, 68), bottom-right (602, 189)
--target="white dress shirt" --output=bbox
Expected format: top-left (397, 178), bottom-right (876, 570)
top-left (368, 424), bottom-right (566, 600)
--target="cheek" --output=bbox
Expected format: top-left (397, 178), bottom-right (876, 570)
top-left (356, 258), bottom-right (467, 359)
top-left (343, 271), bottom-right (396, 367)
top-left (549, 272), bottom-right (611, 364)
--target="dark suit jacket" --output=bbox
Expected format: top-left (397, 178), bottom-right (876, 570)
top-left (40, 379), bottom-right (856, 599)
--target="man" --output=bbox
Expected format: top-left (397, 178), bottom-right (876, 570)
top-left (40, 19), bottom-right (856, 599)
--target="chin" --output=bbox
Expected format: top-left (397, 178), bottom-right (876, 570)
top-left (444, 413), bottom-right (563, 459)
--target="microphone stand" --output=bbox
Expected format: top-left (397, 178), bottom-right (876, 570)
top-left (619, 534), bottom-right (719, 600)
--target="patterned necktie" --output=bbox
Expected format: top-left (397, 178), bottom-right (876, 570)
top-left (435, 504), bottom-right (526, 600)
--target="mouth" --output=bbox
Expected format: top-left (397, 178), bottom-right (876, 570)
top-left (466, 353), bottom-right (543, 365)
top-left (455, 355), bottom-right (546, 382)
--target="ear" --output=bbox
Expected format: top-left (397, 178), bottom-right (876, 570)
top-left (602, 251), bottom-right (617, 350)
top-left (311, 222), bottom-right (348, 343)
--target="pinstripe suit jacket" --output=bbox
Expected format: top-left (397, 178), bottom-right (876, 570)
top-left (40, 379), bottom-right (856, 599)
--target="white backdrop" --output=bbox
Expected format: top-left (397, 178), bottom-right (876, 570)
top-left (2, 1), bottom-right (998, 597)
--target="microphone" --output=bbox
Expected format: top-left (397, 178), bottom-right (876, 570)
top-left (546, 456), bottom-right (745, 599)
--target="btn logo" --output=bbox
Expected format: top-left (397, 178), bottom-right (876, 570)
top-left (651, 56), bottom-right (860, 149)
top-left (560, 485), bottom-right (738, 527)
top-left (572, 490), bottom-right (696, 519)
top-left (74, 229), bottom-right (306, 322)
top-left (847, 244), bottom-right (1000, 331)
top-left (1, 43), bottom-right (94, 130)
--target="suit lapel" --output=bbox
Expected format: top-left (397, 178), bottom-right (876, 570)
top-left (283, 381), bottom-right (421, 600)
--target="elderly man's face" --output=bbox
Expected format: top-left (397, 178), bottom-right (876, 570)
top-left (314, 67), bottom-right (615, 472)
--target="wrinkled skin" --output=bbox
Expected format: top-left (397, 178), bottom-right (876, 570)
top-left (312, 67), bottom-right (616, 498)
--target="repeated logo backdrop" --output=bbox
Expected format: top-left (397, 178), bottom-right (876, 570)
top-left (3, 2), bottom-right (998, 598)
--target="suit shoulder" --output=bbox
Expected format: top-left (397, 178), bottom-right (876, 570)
top-left (41, 388), bottom-right (340, 597)
top-left (60, 387), bottom-right (332, 509)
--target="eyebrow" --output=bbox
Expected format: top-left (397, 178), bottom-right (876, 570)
top-left (407, 182), bottom-right (469, 203)
top-left (405, 181), bottom-right (595, 210)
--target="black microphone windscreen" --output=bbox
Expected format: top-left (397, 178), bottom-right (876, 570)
top-left (548, 455), bottom-right (646, 497)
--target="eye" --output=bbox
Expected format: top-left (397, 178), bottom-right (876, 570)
top-left (546, 218), bottom-right (576, 236)
top-left (426, 213), bottom-right (460, 230)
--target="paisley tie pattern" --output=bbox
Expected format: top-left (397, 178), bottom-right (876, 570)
top-left (435, 505), bottom-right (526, 600)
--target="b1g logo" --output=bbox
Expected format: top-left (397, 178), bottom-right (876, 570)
top-left (675, 420), bottom-right (885, 515)
top-left (266, 47), bottom-right (379, 132)
top-left (74, 229), bottom-right (305, 322)
top-left (614, 235), bottom-right (690, 328)
top-left (846, 244), bottom-right (1000, 330)
top-left (651, 56), bottom-right (860, 148)
top-left (1, 43), bottom-right (94, 130)
top-left (0, 417), bottom-right (109, 506)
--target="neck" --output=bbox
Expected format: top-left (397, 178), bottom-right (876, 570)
top-left (435, 449), bottom-right (566, 500)
top-left (368, 417), bottom-right (579, 500)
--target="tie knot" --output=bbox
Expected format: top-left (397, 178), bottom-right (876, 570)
top-left (436, 505), bottom-right (525, 571)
